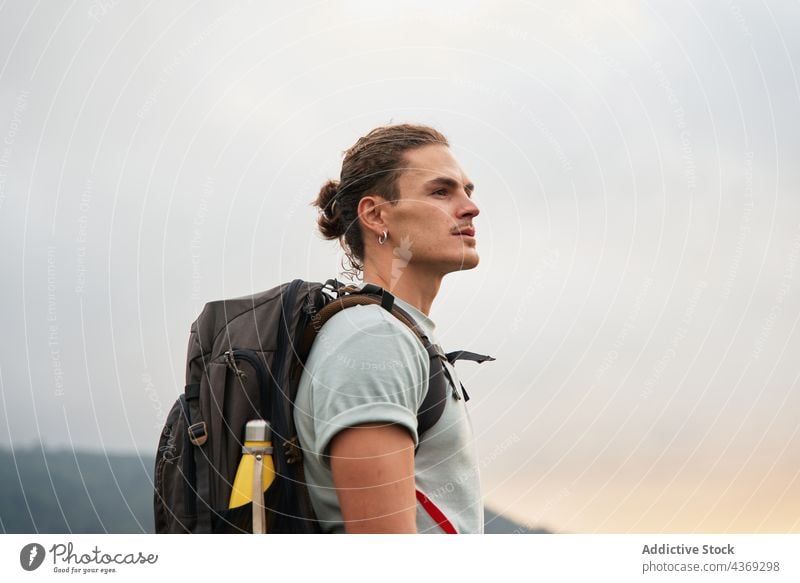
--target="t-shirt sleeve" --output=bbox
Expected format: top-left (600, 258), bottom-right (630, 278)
top-left (306, 306), bottom-right (429, 468)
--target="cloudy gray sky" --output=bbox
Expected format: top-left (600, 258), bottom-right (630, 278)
top-left (1, 0), bottom-right (799, 533)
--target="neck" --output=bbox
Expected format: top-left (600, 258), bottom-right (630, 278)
top-left (361, 262), bottom-right (442, 316)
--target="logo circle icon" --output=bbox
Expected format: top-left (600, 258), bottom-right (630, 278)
top-left (19, 543), bottom-right (46, 571)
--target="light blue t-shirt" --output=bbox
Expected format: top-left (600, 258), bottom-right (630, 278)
top-left (293, 288), bottom-right (484, 533)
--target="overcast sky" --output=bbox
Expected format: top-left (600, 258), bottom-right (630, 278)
top-left (1, 0), bottom-right (799, 533)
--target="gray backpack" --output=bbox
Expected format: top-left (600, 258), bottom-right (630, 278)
top-left (153, 279), bottom-right (494, 533)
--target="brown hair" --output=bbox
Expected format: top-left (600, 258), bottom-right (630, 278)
top-left (312, 123), bottom-right (449, 277)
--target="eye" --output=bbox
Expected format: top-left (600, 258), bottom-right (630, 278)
top-left (432, 189), bottom-right (448, 197)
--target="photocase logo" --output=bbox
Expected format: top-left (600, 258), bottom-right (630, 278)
top-left (19, 543), bottom-right (46, 571)
top-left (390, 235), bottom-right (413, 291)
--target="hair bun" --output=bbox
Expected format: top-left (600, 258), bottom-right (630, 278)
top-left (313, 179), bottom-right (343, 239)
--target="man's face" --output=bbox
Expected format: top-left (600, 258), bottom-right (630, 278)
top-left (383, 144), bottom-right (481, 275)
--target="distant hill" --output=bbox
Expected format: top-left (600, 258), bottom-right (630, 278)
top-left (0, 448), bottom-right (155, 533)
top-left (484, 509), bottom-right (549, 534)
top-left (0, 448), bottom-right (549, 534)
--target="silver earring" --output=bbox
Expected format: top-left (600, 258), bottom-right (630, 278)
top-left (378, 231), bottom-right (388, 245)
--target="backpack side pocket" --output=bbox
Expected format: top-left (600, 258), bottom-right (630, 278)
top-left (154, 399), bottom-right (192, 533)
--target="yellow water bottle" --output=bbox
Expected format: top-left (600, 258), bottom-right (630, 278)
top-left (229, 419), bottom-right (275, 533)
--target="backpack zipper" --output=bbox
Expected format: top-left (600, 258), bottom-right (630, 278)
top-left (224, 349), bottom-right (272, 421)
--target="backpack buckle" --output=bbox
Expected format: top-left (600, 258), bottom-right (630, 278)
top-left (188, 422), bottom-right (208, 446)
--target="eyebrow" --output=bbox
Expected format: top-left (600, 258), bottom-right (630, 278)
top-left (423, 176), bottom-right (475, 195)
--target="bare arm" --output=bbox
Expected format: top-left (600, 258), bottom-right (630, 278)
top-left (329, 422), bottom-right (417, 533)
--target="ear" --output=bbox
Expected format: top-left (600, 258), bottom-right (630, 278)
top-left (357, 194), bottom-right (391, 238)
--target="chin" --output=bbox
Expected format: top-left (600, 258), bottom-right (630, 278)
top-left (452, 252), bottom-right (480, 271)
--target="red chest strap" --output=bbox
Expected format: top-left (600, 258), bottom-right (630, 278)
top-left (416, 489), bottom-right (457, 534)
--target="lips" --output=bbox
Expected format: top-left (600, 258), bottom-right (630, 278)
top-left (454, 227), bottom-right (475, 237)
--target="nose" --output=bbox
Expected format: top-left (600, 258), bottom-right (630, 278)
top-left (458, 191), bottom-right (480, 219)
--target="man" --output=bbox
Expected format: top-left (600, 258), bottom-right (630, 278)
top-left (294, 124), bottom-right (483, 533)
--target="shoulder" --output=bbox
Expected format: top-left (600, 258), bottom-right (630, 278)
top-left (300, 303), bottom-right (431, 458)
top-left (314, 304), bottom-right (425, 358)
